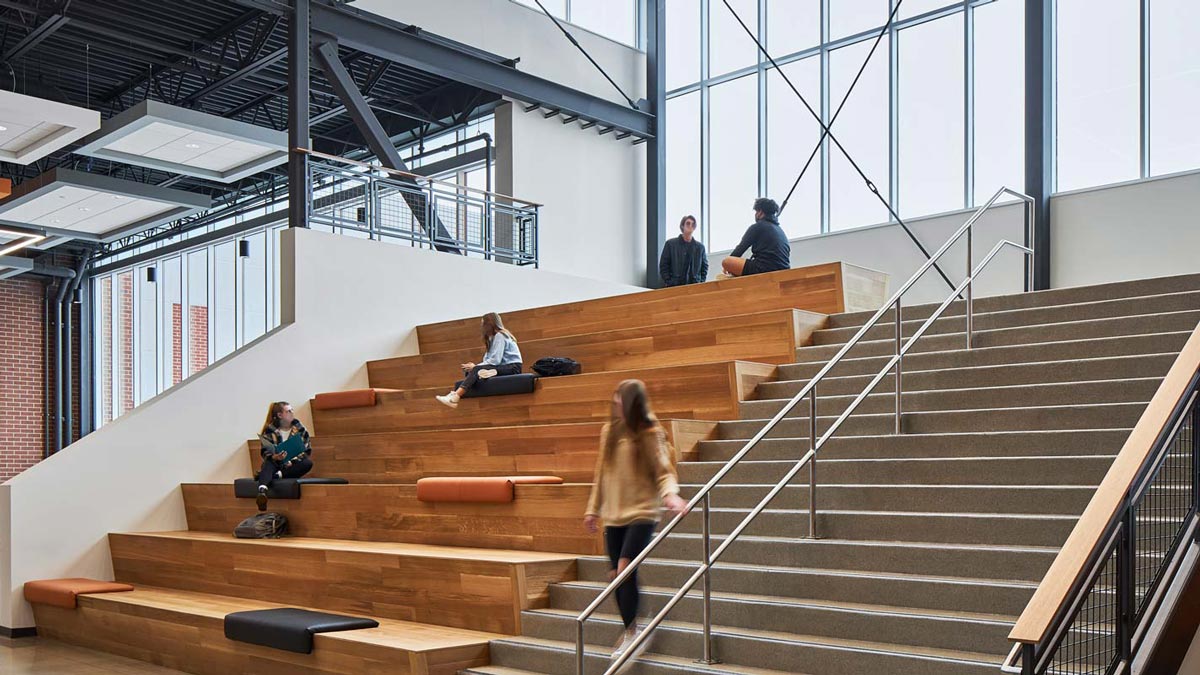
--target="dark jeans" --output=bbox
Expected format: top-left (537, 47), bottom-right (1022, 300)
top-left (604, 520), bottom-right (657, 628)
top-left (459, 362), bottom-right (522, 391)
top-left (256, 456), bottom-right (313, 488)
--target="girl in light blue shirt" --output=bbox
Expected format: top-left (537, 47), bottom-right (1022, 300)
top-left (437, 312), bottom-right (524, 409)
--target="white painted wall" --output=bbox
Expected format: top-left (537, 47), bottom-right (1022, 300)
top-left (499, 103), bottom-right (648, 286)
top-left (0, 228), bottom-right (636, 631)
top-left (707, 202), bottom-right (1030, 306)
top-left (351, 0), bottom-right (644, 106)
top-left (1051, 169), bottom-right (1200, 289)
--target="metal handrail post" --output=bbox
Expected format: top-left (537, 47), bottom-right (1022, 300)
top-left (966, 223), bottom-right (974, 349)
top-left (575, 618), bottom-right (585, 673)
top-left (807, 388), bottom-right (818, 539)
top-left (699, 493), bottom-right (717, 664)
top-left (894, 300), bottom-right (903, 435)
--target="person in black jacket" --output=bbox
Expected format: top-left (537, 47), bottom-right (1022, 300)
top-left (721, 198), bottom-right (791, 277)
top-left (255, 401), bottom-right (313, 511)
top-left (658, 215), bottom-right (709, 287)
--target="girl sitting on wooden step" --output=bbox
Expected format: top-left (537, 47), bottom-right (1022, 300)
top-left (255, 401), bottom-right (313, 511)
top-left (584, 380), bottom-right (689, 664)
top-left (436, 312), bottom-right (524, 409)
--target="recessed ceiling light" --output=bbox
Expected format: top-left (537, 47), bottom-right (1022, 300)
top-left (0, 125), bottom-right (8, 132)
top-left (77, 207), bottom-right (90, 212)
top-left (184, 143), bottom-right (201, 149)
top-left (52, 219), bottom-right (61, 224)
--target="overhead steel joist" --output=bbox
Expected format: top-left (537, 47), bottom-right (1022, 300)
top-left (236, 0), bottom-right (654, 139)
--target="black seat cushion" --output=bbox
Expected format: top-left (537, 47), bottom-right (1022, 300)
top-left (224, 608), bottom-right (378, 654)
top-left (233, 477), bottom-right (348, 500)
top-left (454, 373), bottom-right (538, 398)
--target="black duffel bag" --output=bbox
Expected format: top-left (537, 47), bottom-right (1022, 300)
top-left (234, 512), bottom-right (289, 539)
top-left (531, 357), bottom-right (582, 377)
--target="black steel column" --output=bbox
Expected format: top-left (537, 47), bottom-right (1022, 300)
top-left (288, 0), bottom-right (310, 229)
top-left (1025, 0), bottom-right (1052, 290)
top-left (645, 0), bottom-right (666, 288)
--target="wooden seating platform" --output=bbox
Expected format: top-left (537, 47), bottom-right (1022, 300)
top-left (182, 482), bottom-right (602, 554)
top-left (312, 361), bottom-right (775, 435)
top-left (369, 309), bottom-right (825, 390)
top-left (109, 531), bottom-right (576, 635)
top-left (244, 419), bottom-right (717, 484)
top-left (32, 585), bottom-right (501, 675)
top-left (417, 262), bottom-right (886, 352)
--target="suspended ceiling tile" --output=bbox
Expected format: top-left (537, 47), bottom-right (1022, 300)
top-left (0, 168), bottom-right (210, 243)
top-left (75, 100), bottom-right (288, 183)
top-left (0, 91), bottom-right (100, 165)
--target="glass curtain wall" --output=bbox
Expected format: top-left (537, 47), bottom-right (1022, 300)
top-left (666, 0), bottom-right (1026, 250)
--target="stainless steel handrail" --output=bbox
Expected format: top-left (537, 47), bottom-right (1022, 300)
top-left (575, 186), bottom-right (1035, 674)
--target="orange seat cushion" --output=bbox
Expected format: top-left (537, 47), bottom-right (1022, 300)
top-left (415, 476), bottom-right (563, 503)
top-left (24, 578), bottom-right (134, 609)
top-left (313, 389), bottom-right (378, 410)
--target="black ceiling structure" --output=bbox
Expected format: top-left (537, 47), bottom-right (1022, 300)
top-left (0, 0), bottom-right (502, 237)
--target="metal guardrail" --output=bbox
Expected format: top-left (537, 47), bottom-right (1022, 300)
top-left (301, 149), bottom-right (540, 266)
top-left (576, 186), bottom-right (1036, 674)
top-left (1003, 374), bottom-right (1200, 675)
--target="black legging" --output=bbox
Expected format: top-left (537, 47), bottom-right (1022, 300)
top-left (459, 362), bottom-right (522, 391)
top-left (605, 520), bottom-right (657, 628)
top-left (256, 456), bottom-right (313, 488)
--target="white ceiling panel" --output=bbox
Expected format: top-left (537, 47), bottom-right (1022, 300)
top-left (75, 100), bottom-right (287, 183)
top-left (0, 91), bottom-right (99, 164)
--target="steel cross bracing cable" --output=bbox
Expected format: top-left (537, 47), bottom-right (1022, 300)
top-left (719, 0), bottom-right (957, 292)
top-left (531, 0), bottom-right (642, 111)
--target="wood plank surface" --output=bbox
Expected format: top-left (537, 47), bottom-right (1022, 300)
top-left (370, 309), bottom-right (824, 390)
top-left (312, 361), bottom-right (774, 436)
top-left (109, 532), bottom-right (574, 635)
top-left (417, 263), bottom-right (847, 353)
top-left (33, 585), bottom-right (499, 675)
top-left (183, 483), bottom-right (603, 555)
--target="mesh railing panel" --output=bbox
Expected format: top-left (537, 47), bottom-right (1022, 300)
top-left (1044, 543), bottom-right (1120, 675)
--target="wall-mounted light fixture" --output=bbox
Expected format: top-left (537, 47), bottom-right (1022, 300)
top-left (146, 266), bottom-right (157, 283)
top-left (238, 239), bottom-right (250, 258)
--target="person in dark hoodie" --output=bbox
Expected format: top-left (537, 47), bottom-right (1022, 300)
top-left (255, 401), bottom-right (313, 511)
top-left (720, 197), bottom-right (791, 277)
top-left (658, 215), bottom-right (709, 287)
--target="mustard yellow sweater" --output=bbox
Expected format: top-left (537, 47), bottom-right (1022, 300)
top-left (585, 421), bottom-right (680, 527)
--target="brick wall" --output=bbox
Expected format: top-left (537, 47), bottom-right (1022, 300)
top-left (0, 278), bottom-right (45, 481)
top-left (189, 305), bottom-right (209, 377)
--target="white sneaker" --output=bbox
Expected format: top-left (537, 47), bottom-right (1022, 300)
top-left (435, 392), bottom-right (460, 408)
top-left (610, 627), bottom-right (635, 662)
top-left (477, 368), bottom-right (499, 379)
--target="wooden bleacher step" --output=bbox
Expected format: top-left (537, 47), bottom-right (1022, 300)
top-left (312, 361), bottom-right (775, 436)
top-left (417, 262), bottom-right (885, 352)
top-left (109, 531), bottom-right (576, 634)
top-left (368, 308), bottom-right (825, 390)
top-left (32, 584), bottom-right (501, 675)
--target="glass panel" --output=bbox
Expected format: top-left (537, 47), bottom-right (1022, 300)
top-left (213, 241), bottom-right (236, 360)
top-left (829, 36), bottom-right (890, 230)
top-left (187, 249), bottom-right (209, 377)
top-left (515, 0), bottom-right (564, 18)
top-left (708, 73), bottom-right (760, 252)
top-left (831, 0), bottom-right (888, 40)
top-left (767, 57), bottom-right (821, 239)
top-left (241, 232), bottom-right (268, 345)
top-left (900, 0), bottom-right (957, 20)
top-left (1055, 0), bottom-right (1139, 191)
top-left (96, 276), bottom-right (113, 426)
top-left (137, 267), bottom-right (157, 404)
top-left (899, 14), bottom-right (964, 217)
top-left (572, 0), bottom-right (635, 45)
top-left (710, 0), bottom-right (758, 77)
top-left (160, 257), bottom-right (182, 389)
top-left (767, 0), bottom-right (820, 55)
top-left (666, 91), bottom-right (702, 244)
top-left (973, 0), bottom-right (1025, 203)
top-left (1149, 0), bottom-right (1200, 176)
top-left (667, 0), bottom-right (702, 89)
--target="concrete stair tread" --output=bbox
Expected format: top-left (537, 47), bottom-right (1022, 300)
top-left (658, 532), bottom-right (1062, 556)
top-left (682, 482), bottom-right (1099, 490)
top-left (682, 454), bottom-right (1118, 467)
top-left (478, 636), bottom-right (808, 674)
top-left (751, 376), bottom-right (1162, 405)
top-left (489, 625), bottom-right (1003, 667)
top-left (829, 285), bottom-right (1200, 327)
top-left (726, 401), bottom-right (1149, 428)
top-left (790, 330), bottom-right (1192, 366)
top-left (669, 506), bottom-right (1084, 520)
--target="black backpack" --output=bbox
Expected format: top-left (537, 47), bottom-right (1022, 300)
top-left (531, 357), bottom-right (582, 377)
top-left (234, 512), bottom-right (289, 539)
